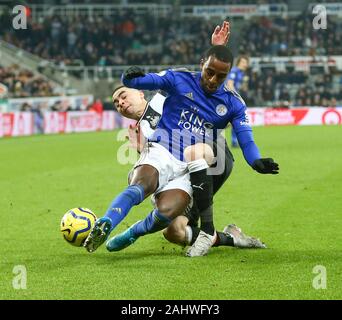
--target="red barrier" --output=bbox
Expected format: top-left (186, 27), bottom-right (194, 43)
top-left (247, 107), bottom-right (342, 126)
top-left (0, 112), bottom-right (33, 137)
top-left (1, 108), bottom-right (340, 138)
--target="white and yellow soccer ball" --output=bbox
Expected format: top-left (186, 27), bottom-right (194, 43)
top-left (60, 208), bottom-right (97, 247)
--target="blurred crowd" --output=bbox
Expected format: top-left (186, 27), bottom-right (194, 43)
top-left (1, 9), bottom-right (340, 67)
top-left (239, 15), bottom-right (342, 57)
top-left (1, 4), bottom-right (342, 108)
top-left (241, 69), bottom-right (342, 107)
top-left (1, 12), bottom-right (216, 67)
top-left (0, 64), bottom-right (57, 97)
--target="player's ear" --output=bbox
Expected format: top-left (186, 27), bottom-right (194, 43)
top-left (139, 90), bottom-right (144, 99)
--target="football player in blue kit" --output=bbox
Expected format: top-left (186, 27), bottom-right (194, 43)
top-left (107, 85), bottom-right (265, 252)
top-left (226, 55), bottom-right (250, 148)
top-left (117, 45), bottom-right (279, 257)
top-left (83, 22), bottom-right (239, 255)
top-left (84, 46), bottom-right (278, 256)
top-left (84, 24), bottom-right (278, 256)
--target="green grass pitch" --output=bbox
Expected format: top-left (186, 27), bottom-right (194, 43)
top-left (0, 125), bottom-right (341, 300)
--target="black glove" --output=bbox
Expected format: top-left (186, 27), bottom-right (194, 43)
top-left (123, 66), bottom-right (145, 80)
top-left (252, 158), bottom-right (279, 174)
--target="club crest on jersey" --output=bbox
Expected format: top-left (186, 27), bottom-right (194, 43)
top-left (216, 104), bottom-right (227, 116)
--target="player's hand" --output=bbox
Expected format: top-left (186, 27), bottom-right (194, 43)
top-left (252, 158), bottom-right (279, 174)
top-left (123, 66), bottom-right (145, 80)
top-left (211, 21), bottom-right (230, 46)
top-left (126, 123), bottom-right (145, 153)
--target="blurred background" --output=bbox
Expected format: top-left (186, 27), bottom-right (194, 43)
top-left (0, 0), bottom-right (341, 135)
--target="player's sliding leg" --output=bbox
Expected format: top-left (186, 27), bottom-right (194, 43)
top-left (106, 189), bottom-right (190, 252)
top-left (83, 183), bottom-right (146, 253)
top-left (223, 224), bottom-right (266, 248)
top-left (84, 165), bottom-right (158, 253)
top-left (105, 210), bottom-right (169, 252)
top-left (164, 216), bottom-right (233, 254)
top-left (164, 216), bottom-right (266, 250)
top-left (185, 224), bottom-right (266, 249)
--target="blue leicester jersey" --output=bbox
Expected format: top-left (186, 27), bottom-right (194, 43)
top-left (122, 69), bottom-right (260, 165)
top-left (227, 67), bottom-right (245, 92)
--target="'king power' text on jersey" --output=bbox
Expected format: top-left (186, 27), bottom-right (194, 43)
top-left (123, 69), bottom-right (260, 165)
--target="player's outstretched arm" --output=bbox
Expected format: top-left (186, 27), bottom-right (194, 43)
top-left (231, 98), bottom-right (279, 174)
top-left (122, 66), bottom-right (175, 92)
top-left (235, 129), bottom-right (279, 174)
top-left (211, 21), bottom-right (230, 46)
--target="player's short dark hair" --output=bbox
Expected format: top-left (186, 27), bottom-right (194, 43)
top-left (203, 45), bottom-right (234, 66)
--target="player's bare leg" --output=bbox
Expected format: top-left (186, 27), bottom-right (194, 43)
top-left (163, 216), bottom-right (189, 245)
top-left (84, 165), bottom-right (158, 253)
top-left (106, 189), bottom-right (190, 251)
top-left (164, 217), bottom-right (266, 250)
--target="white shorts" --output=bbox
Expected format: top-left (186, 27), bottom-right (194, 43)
top-left (134, 142), bottom-right (192, 198)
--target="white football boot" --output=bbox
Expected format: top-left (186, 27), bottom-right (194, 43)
top-left (223, 224), bottom-right (266, 249)
top-left (186, 230), bottom-right (217, 257)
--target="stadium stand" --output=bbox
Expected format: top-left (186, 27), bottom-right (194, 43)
top-left (1, 13), bottom-right (217, 66)
top-left (0, 64), bottom-right (58, 97)
top-left (0, 1), bottom-right (341, 108)
top-left (242, 68), bottom-right (342, 107)
top-left (3, 11), bottom-right (342, 63)
top-left (239, 15), bottom-right (342, 57)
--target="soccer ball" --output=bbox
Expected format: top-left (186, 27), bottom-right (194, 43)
top-left (60, 208), bottom-right (97, 247)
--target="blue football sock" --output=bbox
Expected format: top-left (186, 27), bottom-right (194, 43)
top-left (132, 209), bottom-right (171, 237)
top-left (105, 184), bottom-right (145, 231)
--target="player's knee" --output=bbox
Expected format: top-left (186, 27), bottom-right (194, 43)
top-left (157, 199), bottom-right (189, 220)
top-left (157, 201), bottom-right (175, 219)
top-left (162, 228), bottom-right (173, 243)
top-left (130, 165), bottom-right (159, 196)
top-left (163, 217), bottom-right (187, 245)
top-left (155, 190), bottom-right (190, 219)
top-left (163, 225), bottom-right (185, 245)
top-left (184, 143), bottom-right (214, 166)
